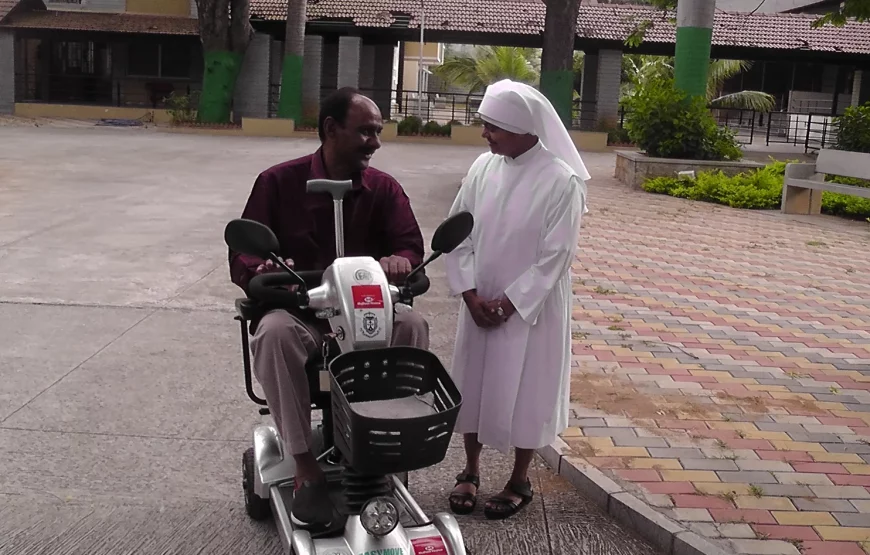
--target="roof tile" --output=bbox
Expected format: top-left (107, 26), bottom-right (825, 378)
top-left (250, 0), bottom-right (870, 55)
top-left (0, 0), bottom-right (20, 23)
top-left (0, 10), bottom-right (199, 35)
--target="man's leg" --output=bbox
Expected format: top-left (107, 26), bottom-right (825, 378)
top-left (250, 310), bottom-right (334, 525)
top-left (391, 310), bottom-right (430, 349)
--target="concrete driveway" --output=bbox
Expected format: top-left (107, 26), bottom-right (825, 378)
top-left (0, 124), bottom-right (657, 555)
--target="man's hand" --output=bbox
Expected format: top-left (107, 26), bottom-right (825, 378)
top-left (254, 258), bottom-right (298, 292)
top-left (462, 290), bottom-right (503, 329)
top-left (379, 255), bottom-right (412, 283)
top-left (255, 257), bottom-right (293, 275)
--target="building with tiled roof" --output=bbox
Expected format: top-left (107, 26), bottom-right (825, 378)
top-left (0, 0), bottom-right (202, 116)
top-left (1, 0), bottom-right (869, 136)
top-left (246, 0), bottom-right (870, 60)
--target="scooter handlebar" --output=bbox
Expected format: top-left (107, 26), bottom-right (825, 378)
top-left (405, 271), bottom-right (430, 298)
top-left (247, 269), bottom-right (430, 308)
top-left (247, 270), bottom-right (322, 308)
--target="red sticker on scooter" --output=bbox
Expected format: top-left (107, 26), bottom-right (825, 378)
top-left (411, 537), bottom-right (448, 555)
top-left (352, 285), bottom-right (384, 309)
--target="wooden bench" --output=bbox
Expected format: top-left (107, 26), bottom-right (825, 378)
top-left (782, 149), bottom-right (870, 215)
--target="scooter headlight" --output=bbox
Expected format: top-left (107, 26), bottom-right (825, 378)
top-left (360, 496), bottom-right (399, 537)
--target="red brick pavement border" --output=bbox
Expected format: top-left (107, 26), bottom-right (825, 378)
top-left (540, 173), bottom-right (870, 555)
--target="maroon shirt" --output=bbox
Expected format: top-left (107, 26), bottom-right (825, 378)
top-left (229, 148), bottom-right (425, 293)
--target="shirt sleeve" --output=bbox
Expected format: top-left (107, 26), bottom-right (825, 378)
top-left (229, 171), bottom-right (276, 292)
top-left (382, 181), bottom-right (425, 268)
top-left (503, 174), bottom-right (583, 326)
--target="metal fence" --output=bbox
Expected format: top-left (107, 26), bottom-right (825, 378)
top-left (14, 72), bottom-right (202, 110)
top-left (616, 105), bottom-right (840, 153)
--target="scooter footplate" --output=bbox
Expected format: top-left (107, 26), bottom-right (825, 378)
top-left (279, 482), bottom-right (420, 540)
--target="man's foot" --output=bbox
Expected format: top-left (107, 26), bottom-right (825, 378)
top-left (291, 478), bottom-right (337, 528)
top-left (448, 473), bottom-right (480, 515)
top-left (483, 478), bottom-right (534, 520)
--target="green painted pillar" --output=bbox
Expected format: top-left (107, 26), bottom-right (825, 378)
top-left (674, 0), bottom-right (714, 99)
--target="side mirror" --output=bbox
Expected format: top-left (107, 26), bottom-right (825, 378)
top-left (431, 211), bottom-right (474, 255)
top-left (224, 219), bottom-right (280, 259)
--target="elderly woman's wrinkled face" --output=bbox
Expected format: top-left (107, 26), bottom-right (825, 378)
top-left (481, 121), bottom-right (533, 158)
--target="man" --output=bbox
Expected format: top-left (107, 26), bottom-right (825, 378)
top-left (229, 87), bottom-right (430, 528)
top-left (444, 79), bottom-right (590, 520)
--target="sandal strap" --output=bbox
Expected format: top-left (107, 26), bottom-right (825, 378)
top-left (454, 473), bottom-right (480, 488)
top-left (487, 493), bottom-right (520, 509)
top-left (505, 479), bottom-right (533, 500)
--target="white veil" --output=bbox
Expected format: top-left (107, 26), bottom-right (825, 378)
top-left (477, 79), bottom-right (591, 212)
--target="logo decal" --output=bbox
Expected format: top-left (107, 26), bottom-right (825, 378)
top-left (354, 268), bottom-right (373, 283)
top-left (352, 285), bottom-right (384, 309)
top-left (361, 312), bottom-right (380, 337)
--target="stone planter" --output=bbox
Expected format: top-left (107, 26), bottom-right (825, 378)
top-left (615, 150), bottom-right (765, 190)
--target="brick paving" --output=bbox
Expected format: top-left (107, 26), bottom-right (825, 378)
top-left (564, 174), bottom-right (870, 555)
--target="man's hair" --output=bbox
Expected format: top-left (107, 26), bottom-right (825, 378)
top-left (318, 87), bottom-right (361, 142)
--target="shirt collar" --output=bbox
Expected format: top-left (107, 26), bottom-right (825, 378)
top-left (310, 147), bottom-right (371, 191)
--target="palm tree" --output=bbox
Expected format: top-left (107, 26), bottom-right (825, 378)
top-left (431, 46), bottom-right (540, 94)
top-left (622, 55), bottom-right (775, 112)
top-left (707, 60), bottom-right (775, 112)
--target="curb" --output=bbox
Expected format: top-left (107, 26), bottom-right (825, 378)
top-left (537, 439), bottom-right (734, 555)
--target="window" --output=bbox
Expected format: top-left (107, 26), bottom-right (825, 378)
top-left (127, 40), bottom-right (192, 79)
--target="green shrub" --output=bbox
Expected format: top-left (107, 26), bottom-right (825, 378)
top-left (621, 78), bottom-right (742, 162)
top-left (824, 175), bottom-right (870, 219)
top-left (422, 120), bottom-right (444, 135)
top-left (642, 160), bottom-right (870, 221)
top-left (833, 103), bottom-right (870, 153)
top-left (397, 116), bottom-right (423, 136)
top-left (164, 91), bottom-right (199, 125)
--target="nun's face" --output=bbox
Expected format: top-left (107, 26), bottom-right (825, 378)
top-left (481, 122), bottom-right (534, 158)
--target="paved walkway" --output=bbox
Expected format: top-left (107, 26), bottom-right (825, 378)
top-left (0, 123), bottom-right (658, 555)
top-left (563, 160), bottom-right (870, 555)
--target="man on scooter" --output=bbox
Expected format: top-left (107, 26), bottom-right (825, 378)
top-left (229, 87), bottom-right (430, 528)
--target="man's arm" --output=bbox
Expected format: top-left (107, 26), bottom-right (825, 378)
top-left (381, 182), bottom-right (425, 269)
top-left (229, 171), bottom-right (277, 292)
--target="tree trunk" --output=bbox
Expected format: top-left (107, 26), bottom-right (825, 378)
top-left (540, 0), bottom-right (580, 126)
top-left (277, 0), bottom-right (307, 121)
top-left (195, 0), bottom-right (252, 123)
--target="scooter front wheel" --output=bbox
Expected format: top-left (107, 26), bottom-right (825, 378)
top-left (242, 447), bottom-right (271, 521)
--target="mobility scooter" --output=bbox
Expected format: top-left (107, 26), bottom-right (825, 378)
top-left (224, 178), bottom-right (474, 555)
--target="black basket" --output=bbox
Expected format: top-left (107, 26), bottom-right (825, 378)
top-left (329, 345), bottom-right (462, 476)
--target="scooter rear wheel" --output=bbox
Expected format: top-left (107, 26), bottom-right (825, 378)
top-left (243, 447), bottom-right (272, 521)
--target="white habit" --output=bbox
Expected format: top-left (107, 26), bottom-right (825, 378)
top-left (444, 80), bottom-right (589, 454)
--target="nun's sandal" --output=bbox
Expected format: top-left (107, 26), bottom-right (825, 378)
top-left (448, 472), bottom-right (480, 515)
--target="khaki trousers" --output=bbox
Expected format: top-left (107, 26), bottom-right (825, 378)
top-left (250, 309), bottom-right (430, 455)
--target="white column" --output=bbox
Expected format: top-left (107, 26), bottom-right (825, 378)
top-left (232, 32), bottom-right (272, 119)
top-left (595, 49), bottom-right (622, 128)
top-left (337, 36), bottom-right (362, 89)
top-left (302, 35), bottom-right (323, 120)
